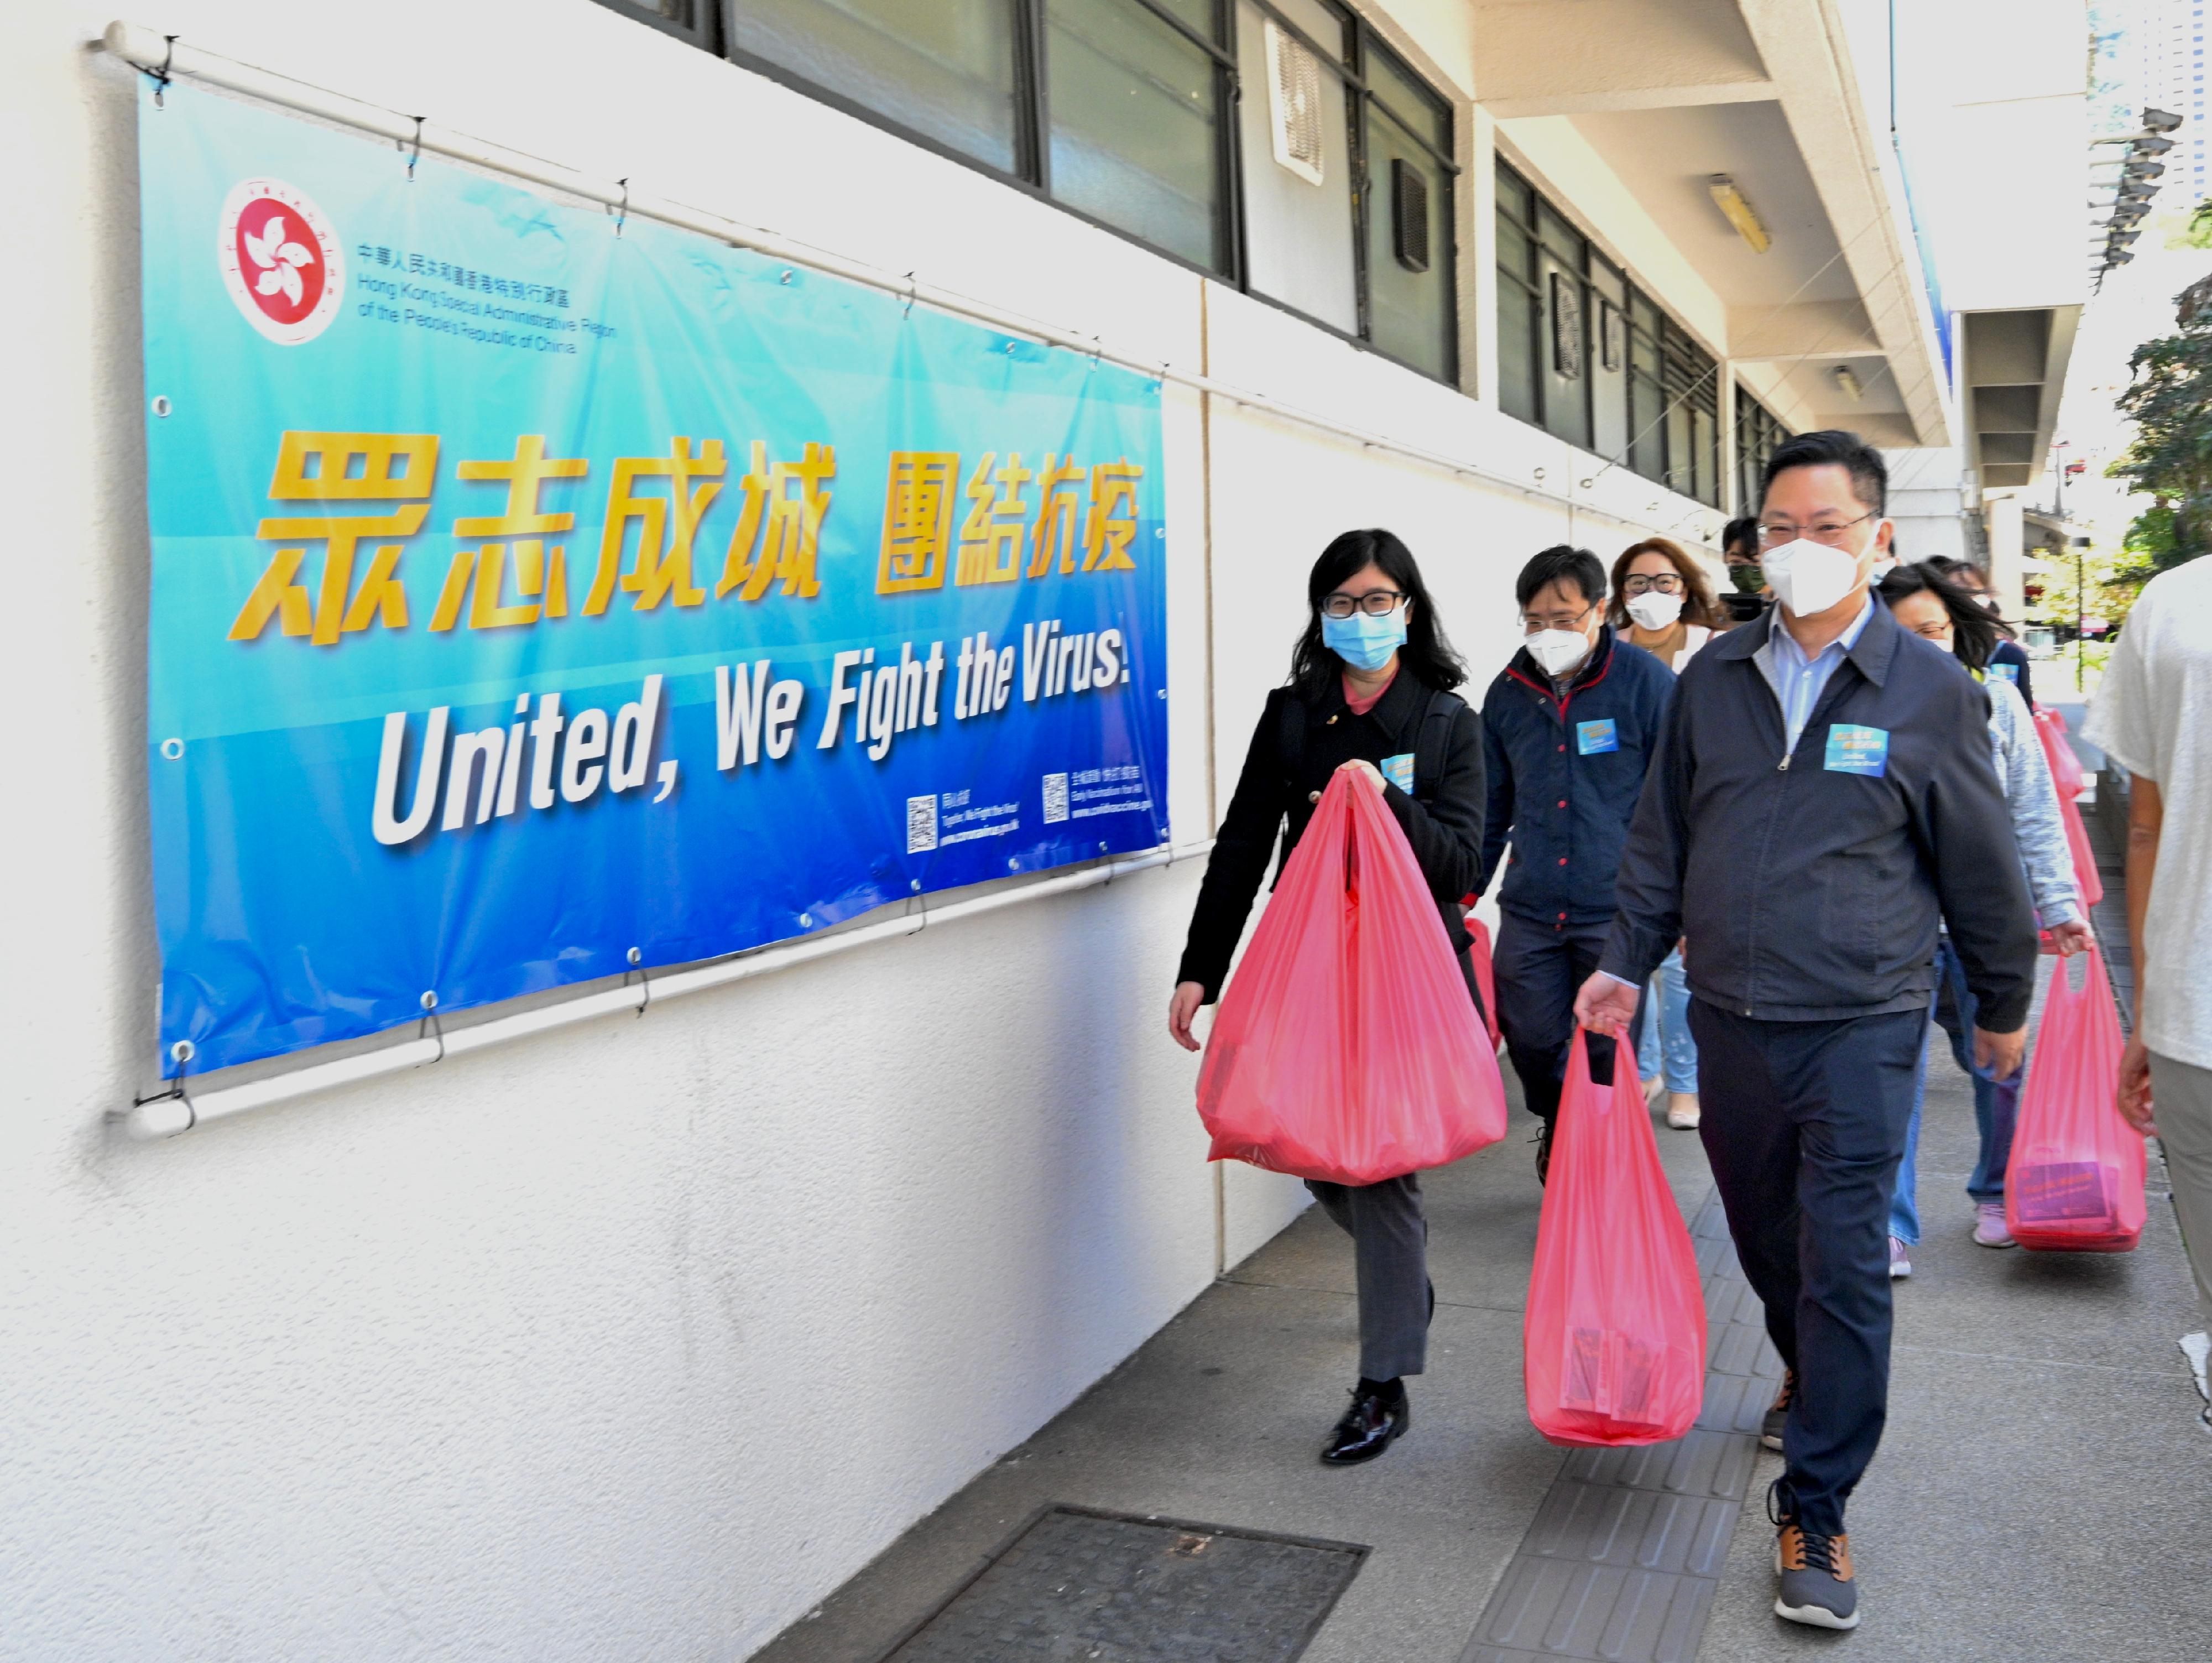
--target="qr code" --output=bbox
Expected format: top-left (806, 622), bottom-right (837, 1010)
top-left (906, 794), bottom-right (938, 853)
top-left (1042, 773), bottom-right (1070, 823)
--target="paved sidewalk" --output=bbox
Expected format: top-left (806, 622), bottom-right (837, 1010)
top-left (760, 789), bottom-right (2211, 1661)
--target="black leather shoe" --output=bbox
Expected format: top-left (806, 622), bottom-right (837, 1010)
top-left (1533, 1119), bottom-right (1554, 1185)
top-left (1321, 1385), bottom-right (1409, 1465)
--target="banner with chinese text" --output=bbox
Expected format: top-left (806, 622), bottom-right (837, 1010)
top-left (140, 85), bottom-right (1168, 1075)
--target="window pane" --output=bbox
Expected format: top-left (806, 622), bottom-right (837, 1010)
top-left (1629, 372), bottom-right (1665, 482)
top-left (1495, 213), bottom-right (1532, 284)
top-left (1365, 111), bottom-right (1454, 377)
top-left (1365, 43), bottom-right (1450, 154)
top-left (1047, 0), bottom-right (1224, 270)
top-left (1238, 0), bottom-right (1356, 330)
top-left (1498, 277), bottom-right (1538, 423)
top-left (1587, 254), bottom-right (1625, 309)
top-left (1536, 202), bottom-right (1582, 269)
top-left (1692, 406), bottom-right (1717, 505)
top-left (729, 0), bottom-right (1021, 173)
top-left (1495, 159), bottom-right (1532, 227)
top-left (1147, 0), bottom-right (1223, 39)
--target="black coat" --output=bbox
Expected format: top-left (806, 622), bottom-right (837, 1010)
top-left (1599, 599), bottom-right (2038, 1029)
top-left (1177, 671), bottom-right (1487, 1003)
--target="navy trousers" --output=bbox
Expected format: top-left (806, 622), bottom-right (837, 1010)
top-left (1494, 913), bottom-right (1645, 1123)
top-left (1689, 999), bottom-right (1925, 1535)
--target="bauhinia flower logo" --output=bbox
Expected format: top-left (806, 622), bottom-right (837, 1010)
top-left (244, 213), bottom-right (316, 307)
top-left (217, 178), bottom-right (345, 345)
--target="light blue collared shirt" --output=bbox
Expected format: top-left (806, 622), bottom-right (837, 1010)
top-left (1757, 595), bottom-right (1875, 754)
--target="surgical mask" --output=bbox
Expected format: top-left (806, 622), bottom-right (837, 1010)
top-left (1869, 555), bottom-right (1898, 580)
top-left (1321, 604), bottom-right (1406, 673)
top-left (1527, 628), bottom-right (1593, 678)
top-left (1760, 538), bottom-right (1863, 618)
top-left (1625, 590), bottom-right (1684, 630)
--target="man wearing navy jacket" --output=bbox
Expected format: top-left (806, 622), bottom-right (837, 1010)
top-left (1576, 432), bottom-right (2037, 1633)
top-left (1477, 546), bottom-right (1675, 1181)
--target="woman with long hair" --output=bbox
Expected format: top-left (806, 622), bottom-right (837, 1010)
top-left (1605, 538), bottom-right (1720, 1129)
top-left (1168, 528), bottom-right (1486, 1467)
top-left (1876, 561), bottom-right (2090, 1272)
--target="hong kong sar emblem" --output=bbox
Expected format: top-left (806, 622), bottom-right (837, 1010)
top-left (217, 177), bottom-right (345, 345)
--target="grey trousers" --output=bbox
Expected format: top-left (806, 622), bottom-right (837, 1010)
top-left (2152, 1051), bottom-right (2212, 1331)
top-left (1306, 1174), bottom-right (1429, 1380)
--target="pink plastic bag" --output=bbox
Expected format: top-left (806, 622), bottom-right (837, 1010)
top-left (1466, 914), bottom-right (1502, 1050)
top-left (1197, 771), bottom-right (1507, 1186)
top-left (1524, 1030), bottom-right (1707, 1446)
top-left (2034, 705), bottom-right (2085, 801)
top-left (2005, 943), bottom-right (2145, 1253)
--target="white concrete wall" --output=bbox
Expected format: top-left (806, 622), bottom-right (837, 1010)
top-left (1, 5), bottom-right (1729, 1660)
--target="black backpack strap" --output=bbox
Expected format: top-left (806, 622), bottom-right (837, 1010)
top-left (1410, 687), bottom-right (1462, 802)
top-left (1277, 688), bottom-right (1306, 789)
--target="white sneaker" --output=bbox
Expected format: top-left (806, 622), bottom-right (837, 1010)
top-left (1666, 1092), bottom-right (1701, 1129)
top-left (2182, 1332), bottom-right (2211, 1407)
top-left (1972, 1202), bottom-right (2015, 1249)
top-left (1888, 1237), bottom-right (1912, 1279)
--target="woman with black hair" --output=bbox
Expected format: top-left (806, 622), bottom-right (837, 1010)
top-left (1927, 556), bottom-right (2037, 707)
top-left (1877, 561), bottom-right (2090, 1270)
top-left (1168, 528), bottom-right (1486, 1467)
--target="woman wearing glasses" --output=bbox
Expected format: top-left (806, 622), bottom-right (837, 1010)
top-left (1168, 528), bottom-right (1486, 1467)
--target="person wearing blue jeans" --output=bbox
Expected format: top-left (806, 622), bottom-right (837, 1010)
top-left (1889, 939), bottom-right (2022, 1254)
top-left (1639, 946), bottom-right (1700, 1127)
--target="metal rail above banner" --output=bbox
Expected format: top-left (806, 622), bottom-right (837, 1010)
top-left (99, 21), bottom-right (1721, 544)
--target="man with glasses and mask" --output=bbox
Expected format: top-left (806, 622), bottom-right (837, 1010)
top-left (1575, 431), bottom-right (2037, 1632)
top-left (1475, 546), bottom-right (1674, 1181)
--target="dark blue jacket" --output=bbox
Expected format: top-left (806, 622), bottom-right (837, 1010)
top-left (1478, 627), bottom-right (1676, 926)
top-left (1598, 601), bottom-right (2037, 1029)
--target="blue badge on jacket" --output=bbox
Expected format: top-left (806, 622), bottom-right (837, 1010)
top-left (1825, 724), bottom-right (1889, 777)
top-left (1575, 719), bottom-right (1619, 755)
top-left (1987, 662), bottom-right (2018, 685)
top-left (1380, 753), bottom-right (1413, 794)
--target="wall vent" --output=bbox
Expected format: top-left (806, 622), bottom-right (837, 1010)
top-left (1391, 158), bottom-right (1430, 271)
top-left (1266, 21), bottom-right (1326, 186)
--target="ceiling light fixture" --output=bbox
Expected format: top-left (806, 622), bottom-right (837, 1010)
top-left (1832, 364), bottom-right (1863, 403)
top-left (1707, 175), bottom-right (1771, 254)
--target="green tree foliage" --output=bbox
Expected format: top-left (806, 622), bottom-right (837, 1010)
top-left (2109, 301), bottom-right (2212, 583)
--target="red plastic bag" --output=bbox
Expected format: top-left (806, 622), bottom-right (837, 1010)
top-left (2056, 789), bottom-right (2104, 910)
top-left (2034, 705), bottom-right (2085, 801)
top-left (2005, 943), bottom-right (2144, 1253)
top-left (1524, 1030), bottom-right (1707, 1446)
top-left (1197, 771), bottom-right (1506, 1186)
top-left (1465, 914), bottom-right (1501, 1050)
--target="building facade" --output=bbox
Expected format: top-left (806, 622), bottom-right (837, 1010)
top-left (1, 3), bottom-right (2069, 1659)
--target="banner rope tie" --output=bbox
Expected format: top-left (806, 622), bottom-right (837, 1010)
top-left (417, 991), bottom-right (445, 1063)
top-left (405, 116), bottom-right (424, 181)
top-left (625, 946), bottom-right (651, 1015)
top-left (612, 178), bottom-right (629, 238)
top-left (147, 34), bottom-right (176, 108)
top-left (133, 1039), bottom-right (195, 1129)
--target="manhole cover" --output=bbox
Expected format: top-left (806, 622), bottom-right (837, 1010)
top-left (880, 1505), bottom-right (1367, 1663)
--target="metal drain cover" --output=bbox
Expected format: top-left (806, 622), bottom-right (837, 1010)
top-left (881, 1505), bottom-right (1367, 1662)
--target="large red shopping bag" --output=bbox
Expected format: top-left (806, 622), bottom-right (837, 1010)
top-left (1196, 771), bottom-right (1507, 1186)
top-left (1465, 913), bottom-right (1502, 1049)
top-left (1524, 1030), bottom-right (1706, 1446)
top-left (2005, 943), bottom-right (2145, 1253)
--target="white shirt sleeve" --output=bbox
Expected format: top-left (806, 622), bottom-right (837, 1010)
top-left (2084, 592), bottom-right (2159, 783)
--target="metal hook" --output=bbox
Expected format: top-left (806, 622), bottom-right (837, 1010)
top-left (149, 34), bottom-right (177, 107)
top-left (133, 1038), bottom-right (195, 1126)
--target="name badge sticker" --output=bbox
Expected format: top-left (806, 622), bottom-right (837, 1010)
top-left (1825, 724), bottom-right (1890, 777)
top-left (1986, 663), bottom-right (2018, 685)
top-left (1380, 753), bottom-right (1414, 794)
top-left (1575, 719), bottom-right (1619, 755)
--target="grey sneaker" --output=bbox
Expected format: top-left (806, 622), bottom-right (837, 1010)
top-left (1760, 1369), bottom-right (1794, 1452)
top-left (1973, 1202), bottom-right (2015, 1248)
top-left (1770, 1482), bottom-right (1858, 1630)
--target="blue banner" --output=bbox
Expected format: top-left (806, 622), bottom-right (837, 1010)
top-left (139, 85), bottom-right (1169, 1075)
